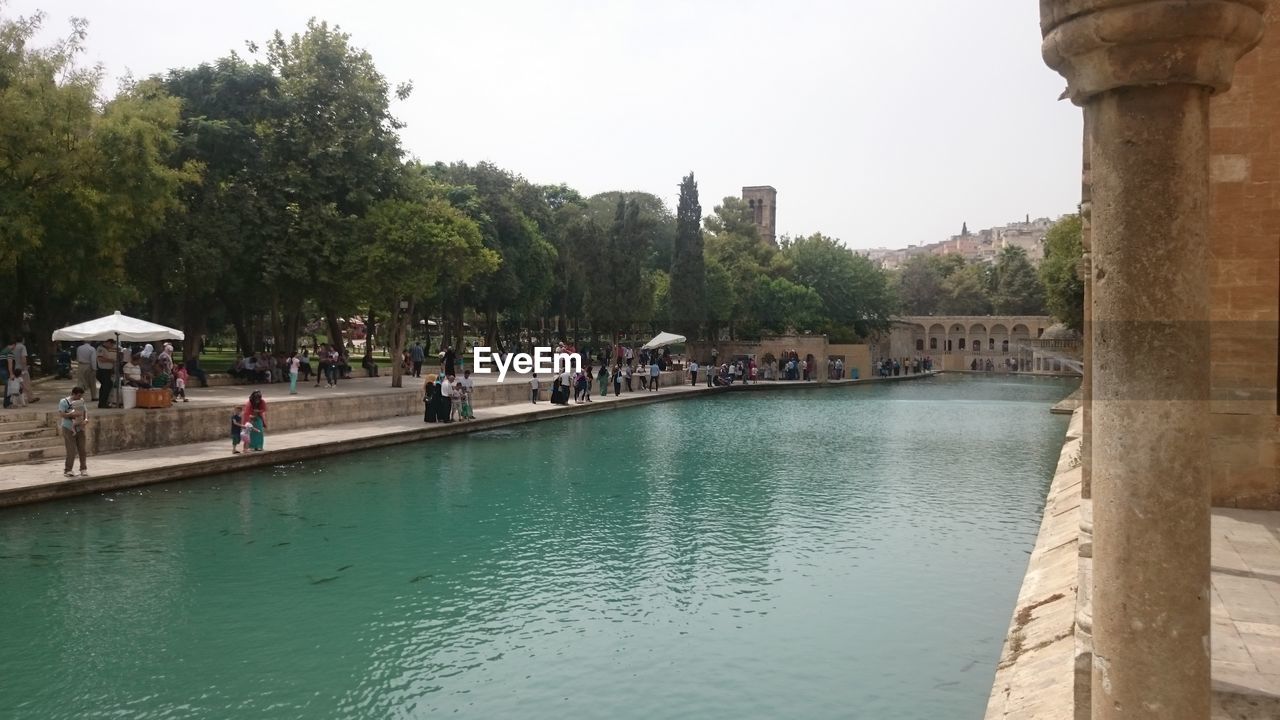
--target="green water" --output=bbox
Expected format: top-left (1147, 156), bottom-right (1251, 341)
top-left (0, 375), bottom-right (1074, 720)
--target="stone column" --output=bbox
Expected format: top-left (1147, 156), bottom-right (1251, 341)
top-left (1079, 111), bottom-right (1093, 499)
top-left (1040, 3), bottom-right (1265, 720)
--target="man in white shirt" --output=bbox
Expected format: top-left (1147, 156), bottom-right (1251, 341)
top-left (688, 361), bottom-right (699, 386)
top-left (76, 341), bottom-right (97, 400)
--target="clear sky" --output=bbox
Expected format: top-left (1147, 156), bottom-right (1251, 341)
top-left (10, 0), bottom-right (1082, 250)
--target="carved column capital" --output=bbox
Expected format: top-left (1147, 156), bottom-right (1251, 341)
top-left (1041, 0), bottom-right (1267, 104)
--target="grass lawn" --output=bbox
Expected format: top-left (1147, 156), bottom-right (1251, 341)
top-left (197, 349), bottom-right (398, 371)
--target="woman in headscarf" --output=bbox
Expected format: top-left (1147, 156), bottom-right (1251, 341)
top-left (432, 374), bottom-right (450, 423)
top-left (423, 373), bottom-right (438, 422)
top-left (242, 390), bottom-right (267, 451)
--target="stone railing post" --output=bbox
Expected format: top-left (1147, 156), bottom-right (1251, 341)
top-left (1040, 2), bottom-right (1266, 719)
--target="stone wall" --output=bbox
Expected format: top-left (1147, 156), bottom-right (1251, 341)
top-left (1208, 5), bottom-right (1280, 509)
top-left (81, 371), bottom-right (685, 455)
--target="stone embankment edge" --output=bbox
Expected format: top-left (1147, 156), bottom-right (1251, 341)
top-left (0, 373), bottom-right (934, 508)
top-left (984, 407), bottom-right (1082, 720)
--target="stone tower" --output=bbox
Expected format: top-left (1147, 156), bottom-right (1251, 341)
top-left (741, 185), bottom-right (777, 246)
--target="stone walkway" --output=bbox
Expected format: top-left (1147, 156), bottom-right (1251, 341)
top-left (0, 381), bottom-right (711, 506)
top-left (0, 372), bottom-right (935, 507)
top-left (985, 408), bottom-right (1280, 719)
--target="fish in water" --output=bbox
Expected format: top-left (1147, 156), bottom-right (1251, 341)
top-left (308, 575), bottom-right (339, 585)
top-left (409, 574), bottom-right (432, 584)
top-left (337, 565), bottom-right (353, 572)
top-left (274, 542), bottom-right (291, 547)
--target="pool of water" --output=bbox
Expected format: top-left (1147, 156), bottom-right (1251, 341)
top-left (0, 374), bottom-right (1075, 720)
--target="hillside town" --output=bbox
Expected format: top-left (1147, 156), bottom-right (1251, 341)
top-left (865, 215), bottom-right (1067, 269)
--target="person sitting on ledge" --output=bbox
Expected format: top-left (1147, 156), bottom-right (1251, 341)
top-left (123, 355), bottom-right (149, 388)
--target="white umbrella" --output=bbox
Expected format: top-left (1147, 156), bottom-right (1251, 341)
top-left (52, 311), bottom-right (184, 343)
top-left (52, 311), bottom-right (184, 408)
top-left (640, 331), bottom-right (686, 350)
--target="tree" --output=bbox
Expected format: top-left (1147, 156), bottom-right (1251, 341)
top-left (941, 263), bottom-right (993, 315)
top-left (991, 246), bottom-right (1046, 315)
top-left (0, 8), bottom-right (193, 359)
top-left (668, 172), bottom-right (706, 339)
top-left (1040, 214), bottom-right (1084, 330)
top-left (259, 19), bottom-right (409, 349)
top-left (894, 255), bottom-right (947, 315)
top-left (359, 197), bottom-right (497, 387)
top-left (783, 233), bottom-right (895, 340)
top-left (584, 196), bottom-right (647, 340)
top-left (704, 197), bottom-right (776, 338)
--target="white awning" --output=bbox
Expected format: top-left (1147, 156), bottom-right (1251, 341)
top-left (641, 331), bottom-right (686, 350)
top-left (52, 311), bottom-right (185, 343)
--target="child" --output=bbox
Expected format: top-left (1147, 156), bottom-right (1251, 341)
top-left (530, 374), bottom-right (540, 404)
top-left (460, 379), bottom-right (473, 420)
top-left (451, 380), bottom-right (464, 421)
top-left (231, 407), bottom-right (245, 454)
top-left (5, 368), bottom-right (25, 408)
top-left (69, 395), bottom-right (87, 434)
top-left (174, 364), bottom-right (189, 402)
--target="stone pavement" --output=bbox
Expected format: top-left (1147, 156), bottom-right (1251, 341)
top-left (985, 408), bottom-right (1280, 719)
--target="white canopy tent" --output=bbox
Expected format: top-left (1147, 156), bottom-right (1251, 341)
top-left (640, 331), bottom-right (686, 350)
top-left (52, 311), bottom-right (184, 343)
top-left (52, 311), bottom-right (184, 407)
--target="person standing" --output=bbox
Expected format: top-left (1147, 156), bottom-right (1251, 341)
top-left (242, 390), bottom-right (267, 451)
top-left (443, 345), bottom-right (456, 377)
top-left (411, 342), bottom-right (425, 378)
top-left (75, 341), bottom-right (97, 401)
top-left (612, 365), bottom-right (622, 396)
top-left (12, 335), bottom-right (37, 404)
top-left (688, 360), bottom-right (699, 387)
top-left (438, 374), bottom-right (453, 422)
top-left (649, 359), bottom-right (660, 391)
top-left (95, 339), bottom-right (117, 409)
top-left (623, 363), bottom-right (632, 392)
top-left (58, 387), bottom-right (89, 477)
top-left (461, 370), bottom-right (475, 419)
top-left (597, 365), bottom-right (609, 397)
top-left (423, 374), bottom-right (438, 422)
top-left (288, 351), bottom-right (300, 395)
top-left (530, 374), bottom-right (540, 404)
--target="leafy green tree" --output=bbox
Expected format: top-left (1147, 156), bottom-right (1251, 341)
top-left (668, 172), bottom-right (706, 339)
top-left (584, 196), bottom-right (647, 340)
top-left (704, 197), bottom-right (776, 338)
top-left (359, 197), bottom-right (497, 387)
top-left (894, 255), bottom-right (947, 315)
top-left (585, 191), bottom-right (675, 272)
top-left (259, 19), bottom-right (409, 347)
top-left (428, 161), bottom-right (556, 349)
top-left (1040, 214), bottom-right (1084, 330)
top-left (940, 263), bottom-right (993, 315)
top-left (991, 245), bottom-right (1046, 315)
top-left (156, 56), bottom-right (281, 357)
top-left (0, 8), bottom-right (193, 358)
top-left (783, 233), bottom-right (894, 340)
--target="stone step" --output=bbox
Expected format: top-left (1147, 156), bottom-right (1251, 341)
top-left (0, 411), bottom-right (42, 423)
top-left (0, 420), bottom-right (50, 434)
top-left (0, 425), bottom-right (57, 442)
top-left (0, 434), bottom-right (63, 454)
top-left (0, 444), bottom-right (60, 466)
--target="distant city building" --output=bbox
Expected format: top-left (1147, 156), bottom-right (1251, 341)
top-left (865, 214), bottom-right (1065, 269)
top-left (742, 186), bottom-right (777, 246)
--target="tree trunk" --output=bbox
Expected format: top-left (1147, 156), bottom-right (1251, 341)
top-left (389, 298), bottom-right (413, 388)
top-left (269, 295), bottom-right (284, 355)
top-left (323, 308), bottom-right (344, 354)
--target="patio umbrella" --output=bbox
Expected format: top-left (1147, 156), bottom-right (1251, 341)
top-left (640, 331), bottom-right (686, 350)
top-left (52, 311), bottom-right (185, 407)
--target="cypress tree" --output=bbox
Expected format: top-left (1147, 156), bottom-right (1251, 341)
top-left (669, 172), bottom-right (707, 338)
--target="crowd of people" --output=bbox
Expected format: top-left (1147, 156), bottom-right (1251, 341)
top-left (877, 356), bottom-right (933, 376)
